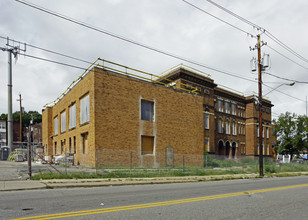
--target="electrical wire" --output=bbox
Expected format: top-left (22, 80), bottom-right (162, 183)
top-left (266, 44), bottom-right (308, 70)
top-left (204, 0), bottom-right (308, 65)
top-left (264, 72), bottom-right (308, 84)
top-left (262, 83), bottom-right (305, 102)
top-left (13, 0), bottom-right (257, 84)
top-left (18, 52), bottom-right (87, 71)
top-left (0, 35), bottom-right (92, 65)
top-left (182, 0), bottom-right (256, 37)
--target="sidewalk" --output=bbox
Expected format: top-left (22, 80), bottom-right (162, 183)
top-left (1, 172), bottom-right (307, 192)
top-left (0, 173), bottom-right (262, 191)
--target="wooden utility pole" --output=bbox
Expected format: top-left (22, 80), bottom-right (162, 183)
top-left (257, 35), bottom-right (264, 177)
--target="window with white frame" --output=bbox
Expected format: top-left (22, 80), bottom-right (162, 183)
top-left (218, 99), bottom-right (223, 112)
top-left (225, 102), bottom-right (230, 114)
top-left (54, 117), bottom-right (58, 135)
top-left (257, 125), bottom-right (259, 137)
top-left (232, 120), bottom-right (237, 135)
top-left (80, 94), bottom-right (90, 124)
top-left (231, 103), bottom-right (236, 115)
top-left (204, 113), bottom-right (209, 129)
top-left (218, 118), bottom-right (223, 133)
top-left (141, 100), bottom-right (154, 121)
top-left (61, 111), bottom-right (66, 133)
top-left (266, 127), bottom-right (269, 139)
top-left (225, 121), bottom-right (230, 134)
top-left (69, 104), bottom-right (76, 129)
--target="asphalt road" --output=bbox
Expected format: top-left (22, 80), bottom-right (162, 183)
top-left (1, 176), bottom-right (307, 220)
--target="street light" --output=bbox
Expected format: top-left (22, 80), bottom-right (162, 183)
top-left (263, 82), bottom-right (295, 96)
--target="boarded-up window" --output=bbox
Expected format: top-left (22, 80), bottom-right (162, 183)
top-left (81, 133), bottom-right (88, 154)
top-left (54, 117), bottom-right (58, 135)
top-left (69, 104), bottom-right (76, 129)
top-left (80, 94), bottom-right (90, 124)
top-left (141, 100), bottom-right (154, 121)
top-left (141, 136), bottom-right (154, 155)
top-left (61, 111), bottom-right (66, 133)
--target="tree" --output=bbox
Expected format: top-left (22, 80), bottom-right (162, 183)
top-left (0, 110), bottom-right (42, 128)
top-left (273, 112), bottom-right (308, 160)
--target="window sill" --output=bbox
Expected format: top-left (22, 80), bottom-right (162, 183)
top-left (80, 121), bottom-right (90, 127)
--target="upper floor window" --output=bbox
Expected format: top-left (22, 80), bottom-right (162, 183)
top-left (80, 94), bottom-right (90, 124)
top-left (204, 113), bottom-right (209, 129)
top-left (0, 122), bottom-right (6, 129)
top-left (231, 103), bottom-right (236, 115)
top-left (60, 111), bottom-right (66, 133)
top-left (266, 127), bottom-right (269, 139)
top-left (54, 117), bottom-right (58, 135)
top-left (232, 120), bottom-right (237, 135)
top-left (218, 99), bottom-right (223, 112)
top-left (257, 125), bottom-right (259, 137)
top-left (141, 100), bottom-right (154, 121)
top-left (225, 102), bottom-right (230, 114)
top-left (218, 118), bottom-right (223, 133)
top-left (225, 121), bottom-right (230, 134)
top-left (69, 104), bottom-right (76, 129)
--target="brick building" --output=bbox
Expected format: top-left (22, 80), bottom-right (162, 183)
top-left (0, 119), bottom-right (21, 147)
top-left (42, 59), bottom-right (276, 167)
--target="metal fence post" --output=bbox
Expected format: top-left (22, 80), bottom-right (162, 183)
top-left (182, 155), bottom-right (185, 174)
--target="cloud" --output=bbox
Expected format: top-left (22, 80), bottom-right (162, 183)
top-left (0, 0), bottom-right (307, 117)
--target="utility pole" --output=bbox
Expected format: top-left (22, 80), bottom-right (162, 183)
top-left (257, 35), bottom-right (264, 177)
top-left (17, 93), bottom-right (22, 146)
top-left (1, 37), bottom-right (26, 153)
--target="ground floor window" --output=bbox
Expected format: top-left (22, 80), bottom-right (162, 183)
top-left (141, 135), bottom-right (154, 155)
top-left (81, 133), bottom-right (88, 154)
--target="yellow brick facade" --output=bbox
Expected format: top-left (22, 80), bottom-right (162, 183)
top-left (42, 61), bottom-right (276, 167)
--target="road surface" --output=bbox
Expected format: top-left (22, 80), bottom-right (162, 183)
top-left (1, 176), bottom-right (307, 219)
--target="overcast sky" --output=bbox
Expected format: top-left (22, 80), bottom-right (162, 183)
top-left (1, 0), bottom-right (307, 119)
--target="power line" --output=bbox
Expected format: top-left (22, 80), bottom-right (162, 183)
top-left (264, 71), bottom-right (308, 84)
top-left (14, 0), bottom-right (257, 84)
top-left (266, 44), bottom-right (308, 70)
top-left (19, 53), bottom-right (87, 71)
top-left (263, 83), bottom-right (305, 102)
top-left (205, 0), bottom-right (262, 30)
top-left (182, 0), bottom-right (256, 37)
top-left (0, 35), bottom-right (92, 65)
top-left (204, 0), bottom-right (308, 65)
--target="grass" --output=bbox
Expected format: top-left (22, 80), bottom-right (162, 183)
top-left (31, 158), bottom-right (308, 180)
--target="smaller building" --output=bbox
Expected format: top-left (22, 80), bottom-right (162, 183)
top-left (0, 119), bottom-right (21, 147)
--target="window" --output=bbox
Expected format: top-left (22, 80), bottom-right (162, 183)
top-left (80, 94), bottom-right (90, 124)
top-left (204, 113), bottom-right (209, 129)
top-left (272, 127), bottom-right (275, 136)
top-left (257, 125), bottom-right (259, 137)
top-left (81, 133), bottom-right (88, 154)
top-left (225, 102), bottom-right (230, 114)
top-left (225, 121), bottom-right (230, 134)
top-left (69, 137), bottom-right (72, 153)
top-left (257, 145), bottom-right (259, 155)
top-left (61, 140), bottom-right (64, 154)
top-left (266, 127), bottom-right (269, 139)
top-left (54, 142), bottom-right (57, 155)
top-left (141, 100), bottom-right (154, 121)
top-left (61, 111), bottom-right (66, 133)
top-left (232, 121), bottom-right (237, 135)
top-left (266, 145), bottom-right (269, 155)
top-left (0, 122), bottom-right (6, 129)
top-left (204, 138), bottom-right (209, 152)
top-left (141, 136), bottom-right (154, 155)
top-left (231, 103), bottom-right (236, 115)
top-left (218, 118), bottom-right (223, 133)
top-left (69, 104), bottom-right (76, 129)
top-left (218, 99), bottom-right (223, 112)
top-left (73, 136), bottom-right (76, 154)
top-left (54, 117), bottom-right (58, 135)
